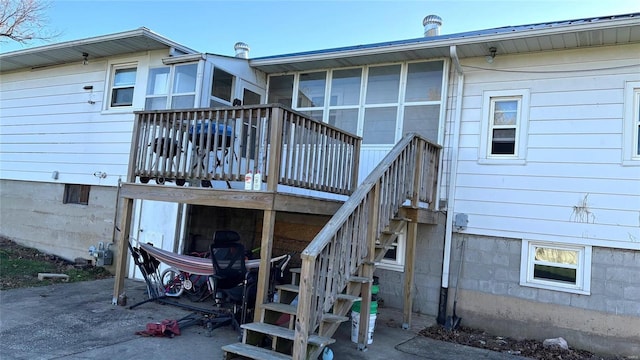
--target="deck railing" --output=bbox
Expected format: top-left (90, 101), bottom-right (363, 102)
top-left (293, 134), bottom-right (440, 359)
top-left (131, 104), bottom-right (361, 195)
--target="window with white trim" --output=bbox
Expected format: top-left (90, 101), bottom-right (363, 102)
top-left (108, 66), bottom-right (137, 108)
top-left (376, 223), bottom-right (406, 271)
top-left (210, 67), bottom-right (235, 107)
top-left (480, 89), bottom-right (530, 164)
top-left (520, 240), bottom-right (591, 295)
top-left (623, 81), bottom-right (640, 165)
top-left (145, 63), bottom-right (198, 110)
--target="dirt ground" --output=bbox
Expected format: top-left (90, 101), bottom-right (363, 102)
top-left (419, 324), bottom-right (631, 360)
top-left (0, 237), bottom-right (112, 290)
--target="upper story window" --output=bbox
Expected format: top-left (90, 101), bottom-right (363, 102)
top-left (268, 75), bottom-right (294, 108)
top-left (266, 60), bottom-right (445, 146)
top-left (623, 81), bottom-right (640, 165)
top-left (145, 63), bottom-right (197, 110)
top-left (109, 66), bottom-right (137, 108)
top-left (480, 89), bottom-right (530, 164)
top-left (210, 68), bottom-right (234, 106)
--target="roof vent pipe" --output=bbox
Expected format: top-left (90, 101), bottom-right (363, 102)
top-left (423, 15), bottom-right (443, 37)
top-left (234, 42), bottom-right (250, 59)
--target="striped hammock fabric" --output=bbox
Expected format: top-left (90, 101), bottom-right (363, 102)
top-left (137, 242), bottom-right (288, 275)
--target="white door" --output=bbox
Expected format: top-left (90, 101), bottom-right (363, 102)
top-left (128, 199), bottom-right (182, 280)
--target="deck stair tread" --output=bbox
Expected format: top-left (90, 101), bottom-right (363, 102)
top-left (241, 322), bottom-right (335, 347)
top-left (261, 302), bottom-right (297, 315)
top-left (222, 343), bottom-right (292, 360)
top-left (349, 276), bottom-right (370, 283)
top-left (321, 314), bottom-right (349, 323)
top-left (275, 284), bottom-right (299, 293)
top-left (336, 293), bottom-right (361, 302)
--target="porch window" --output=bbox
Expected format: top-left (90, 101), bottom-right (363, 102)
top-left (210, 68), bottom-right (234, 106)
top-left (144, 63), bottom-right (197, 110)
top-left (298, 71), bottom-right (326, 108)
top-left (520, 240), bottom-right (591, 295)
top-left (328, 68), bottom-right (362, 134)
top-left (480, 89), bottom-right (530, 164)
top-left (623, 81), bottom-right (640, 165)
top-left (63, 184), bottom-right (90, 205)
top-left (405, 61), bottom-right (443, 102)
top-left (268, 75), bottom-right (294, 108)
top-left (110, 67), bottom-right (136, 107)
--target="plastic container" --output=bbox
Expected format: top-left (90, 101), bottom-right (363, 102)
top-left (253, 170), bottom-right (262, 190)
top-left (351, 310), bottom-right (377, 344)
top-left (244, 171), bottom-right (253, 190)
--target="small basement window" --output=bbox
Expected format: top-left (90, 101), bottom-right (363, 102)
top-left (520, 240), bottom-right (591, 295)
top-left (64, 184), bottom-right (90, 205)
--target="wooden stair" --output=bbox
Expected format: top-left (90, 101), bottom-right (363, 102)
top-left (222, 218), bottom-right (409, 360)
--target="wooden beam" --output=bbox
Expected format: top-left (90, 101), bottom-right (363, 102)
top-left (398, 207), bottom-right (438, 225)
top-left (273, 193), bottom-right (343, 215)
top-left (254, 209), bottom-right (277, 322)
top-left (402, 221), bottom-right (418, 329)
top-left (119, 183), bottom-right (274, 209)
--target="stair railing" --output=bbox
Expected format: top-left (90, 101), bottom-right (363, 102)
top-left (293, 134), bottom-right (441, 359)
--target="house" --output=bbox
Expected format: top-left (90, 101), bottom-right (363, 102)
top-left (1, 12), bottom-right (639, 359)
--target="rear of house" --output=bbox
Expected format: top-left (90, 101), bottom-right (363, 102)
top-left (1, 12), bottom-right (639, 358)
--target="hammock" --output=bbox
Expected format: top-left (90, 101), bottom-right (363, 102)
top-left (137, 242), bottom-right (289, 276)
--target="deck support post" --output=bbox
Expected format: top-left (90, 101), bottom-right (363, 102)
top-left (254, 209), bottom-right (276, 322)
top-left (402, 221), bottom-right (417, 328)
top-left (112, 196), bottom-right (133, 304)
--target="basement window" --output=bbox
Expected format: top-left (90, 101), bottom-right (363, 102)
top-left (63, 184), bottom-right (90, 205)
top-left (376, 223), bottom-right (406, 272)
top-left (520, 240), bottom-right (591, 295)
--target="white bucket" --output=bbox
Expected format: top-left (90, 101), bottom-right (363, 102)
top-left (350, 311), bottom-right (377, 344)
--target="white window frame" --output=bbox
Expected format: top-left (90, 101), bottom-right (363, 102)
top-left (106, 63), bottom-right (138, 110)
top-left (623, 81), bottom-right (640, 166)
top-left (375, 223), bottom-right (406, 272)
top-left (520, 240), bottom-right (591, 295)
top-left (479, 89), bottom-right (530, 165)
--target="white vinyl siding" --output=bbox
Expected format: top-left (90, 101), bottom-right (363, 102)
top-left (450, 44), bottom-right (640, 249)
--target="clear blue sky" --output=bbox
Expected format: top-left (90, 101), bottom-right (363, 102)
top-left (1, 0), bottom-right (639, 57)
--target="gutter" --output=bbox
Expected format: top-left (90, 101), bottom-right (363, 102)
top-left (437, 45), bottom-right (465, 325)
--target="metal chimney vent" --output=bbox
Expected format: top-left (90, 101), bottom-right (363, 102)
top-left (234, 42), bottom-right (250, 59)
top-left (423, 15), bottom-right (443, 37)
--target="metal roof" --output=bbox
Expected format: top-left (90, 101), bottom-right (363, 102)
top-left (250, 13), bottom-right (640, 73)
top-left (0, 27), bottom-right (197, 73)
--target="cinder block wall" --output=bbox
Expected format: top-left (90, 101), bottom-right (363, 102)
top-left (374, 213), bottom-right (446, 316)
top-left (0, 179), bottom-right (117, 265)
top-left (452, 233), bottom-right (640, 356)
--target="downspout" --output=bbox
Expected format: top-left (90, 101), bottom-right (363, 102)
top-left (437, 45), bottom-right (465, 325)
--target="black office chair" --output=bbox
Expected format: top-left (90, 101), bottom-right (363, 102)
top-left (209, 231), bottom-right (257, 328)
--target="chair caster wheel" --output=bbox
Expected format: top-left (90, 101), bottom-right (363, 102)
top-left (140, 177), bottom-right (150, 184)
top-left (156, 177), bottom-right (165, 185)
top-left (201, 180), bottom-right (212, 188)
top-left (176, 179), bottom-right (186, 186)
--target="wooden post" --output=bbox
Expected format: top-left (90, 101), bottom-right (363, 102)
top-left (292, 255), bottom-right (314, 360)
top-left (254, 209), bottom-right (276, 321)
top-left (112, 196), bottom-right (133, 304)
top-left (402, 221), bottom-right (417, 329)
top-left (357, 182), bottom-right (380, 350)
top-left (253, 106), bottom-right (283, 321)
top-left (112, 113), bottom-right (142, 304)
